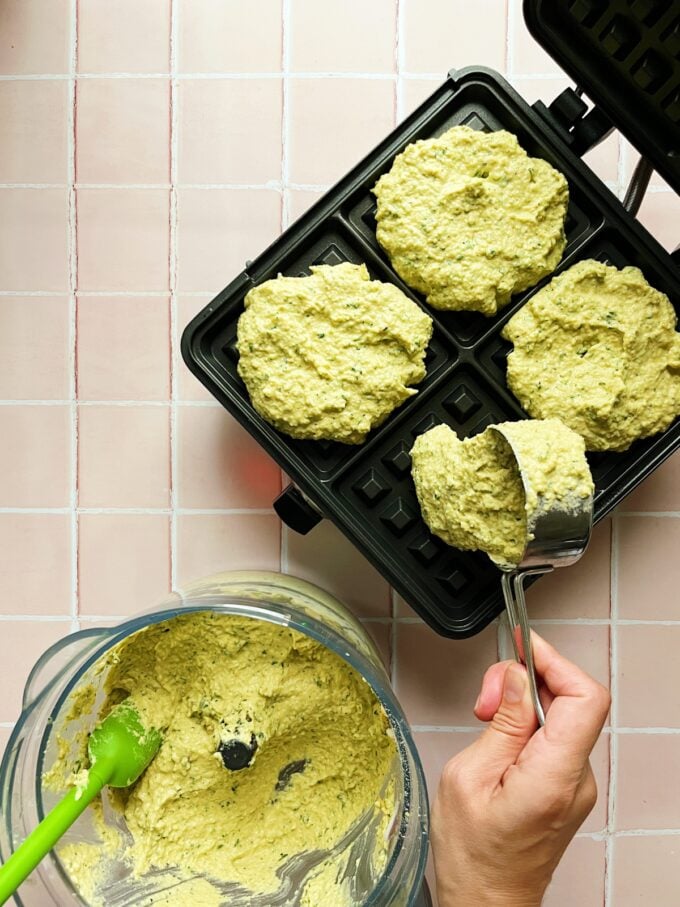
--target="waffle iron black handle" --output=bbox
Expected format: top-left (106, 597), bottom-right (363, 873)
top-left (274, 484), bottom-right (323, 535)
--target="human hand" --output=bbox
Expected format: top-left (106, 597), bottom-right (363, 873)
top-left (431, 631), bottom-right (610, 907)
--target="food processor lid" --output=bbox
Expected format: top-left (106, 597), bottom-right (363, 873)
top-left (523, 0), bottom-right (680, 193)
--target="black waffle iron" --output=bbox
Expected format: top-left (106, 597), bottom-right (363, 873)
top-left (182, 0), bottom-right (680, 639)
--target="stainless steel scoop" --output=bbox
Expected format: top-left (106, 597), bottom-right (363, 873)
top-left (489, 425), bottom-right (594, 727)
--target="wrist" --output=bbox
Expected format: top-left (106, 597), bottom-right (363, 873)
top-left (437, 882), bottom-right (543, 907)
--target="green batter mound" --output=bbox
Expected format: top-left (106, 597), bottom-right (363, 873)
top-left (237, 262), bottom-right (433, 444)
top-left (503, 260), bottom-right (680, 451)
top-left (50, 613), bottom-right (398, 906)
top-left (373, 126), bottom-right (569, 315)
top-left (411, 418), bottom-right (592, 567)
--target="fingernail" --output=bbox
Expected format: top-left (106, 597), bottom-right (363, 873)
top-left (504, 664), bottom-right (527, 703)
top-left (474, 693), bottom-right (481, 712)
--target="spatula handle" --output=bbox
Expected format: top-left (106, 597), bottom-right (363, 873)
top-left (0, 761), bottom-right (113, 905)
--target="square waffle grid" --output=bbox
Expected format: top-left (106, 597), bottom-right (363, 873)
top-left (526, 0), bottom-right (680, 190)
top-left (183, 69), bottom-right (680, 637)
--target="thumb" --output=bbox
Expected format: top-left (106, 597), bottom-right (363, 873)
top-left (471, 662), bottom-right (538, 783)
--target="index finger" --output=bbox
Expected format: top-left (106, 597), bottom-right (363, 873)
top-left (531, 631), bottom-right (610, 761)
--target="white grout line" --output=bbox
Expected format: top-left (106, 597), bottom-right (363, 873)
top-left (169, 0), bottom-right (179, 592)
top-left (67, 0), bottom-right (79, 635)
top-left (605, 515), bottom-right (620, 906)
top-left (0, 507), bottom-right (276, 516)
top-left (0, 615), bottom-right (74, 622)
top-left (0, 723), bottom-right (15, 729)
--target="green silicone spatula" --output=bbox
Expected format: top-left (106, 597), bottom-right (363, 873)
top-left (0, 701), bottom-right (162, 905)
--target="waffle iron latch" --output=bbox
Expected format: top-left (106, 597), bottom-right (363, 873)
top-left (533, 86), bottom-right (614, 157)
top-left (274, 484), bottom-right (323, 535)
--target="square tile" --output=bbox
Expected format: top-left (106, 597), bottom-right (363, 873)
top-left (400, 78), bottom-right (441, 120)
top-left (176, 189), bottom-right (281, 292)
top-left (178, 0), bottom-right (282, 74)
top-left (618, 517), bottom-right (680, 620)
top-left (0, 189), bottom-right (69, 292)
top-left (616, 734), bottom-right (680, 830)
top-left (288, 79), bottom-right (395, 185)
top-left (77, 0), bottom-right (170, 74)
top-left (638, 191), bottom-right (680, 254)
top-left (394, 593), bottom-right (421, 619)
top-left (0, 0), bottom-right (71, 75)
top-left (394, 622), bottom-right (498, 726)
top-left (0, 297), bottom-right (70, 400)
top-left (77, 296), bottom-right (170, 401)
top-left (583, 130), bottom-right (620, 185)
top-left (530, 624), bottom-right (610, 692)
top-left (509, 76), bottom-right (568, 106)
top-left (527, 519), bottom-right (611, 619)
top-left (290, 0), bottom-right (396, 73)
top-left (618, 451), bottom-right (680, 512)
top-left (0, 515), bottom-right (71, 615)
top-left (286, 520), bottom-right (392, 619)
top-left (362, 622), bottom-right (392, 673)
top-left (77, 189), bottom-right (169, 291)
top-left (78, 405), bottom-right (170, 508)
top-left (76, 79), bottom-right (170, 184)
top-left (176, 513), bottom-right (281, 585)
top-left (412, 730), bottom-right (478, 801)
top-left (178, 80), bottom-right (282, 184)
top-left (510, 4), bottom-right (562, 75)
top-left (0, 406), bottom-right (71, 507)
top-left (617, 626), bottom-right (680, 727)
top-left (404, 0), bottom-right (507, 75)
top-left (285, 189), bottom-right (325, 225)
top-left (543, 837), bottom-right (606, 907)
top-left (177, 406), bottom-right (281, 509)
top-left (0, 621), bottom-right (72, 722)
top-left (176, 296), bottom-right (216, 401)
top-left (612, 836), bottom-right (680, 905)
top-left (79, 514), bottom-right (170, 616)
top-left (0, 81), bottom-right (69, 183)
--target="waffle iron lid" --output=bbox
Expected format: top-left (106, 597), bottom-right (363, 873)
top-left (523, 0), bottom-right (680, 193)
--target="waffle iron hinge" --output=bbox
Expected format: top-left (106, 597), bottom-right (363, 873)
top-left (532, 86), bottom-right (615, 158)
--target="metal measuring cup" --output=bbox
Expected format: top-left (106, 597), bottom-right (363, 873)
top-left (488, 425), bottom-right (594, 727)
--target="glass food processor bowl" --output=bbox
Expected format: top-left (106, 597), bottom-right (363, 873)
top-left (0, 572), bottom-right (430, 906)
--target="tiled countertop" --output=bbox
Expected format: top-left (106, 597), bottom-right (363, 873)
top-left (1, 2), bottom-right (679, 905)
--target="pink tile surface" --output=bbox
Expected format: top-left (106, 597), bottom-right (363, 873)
top-left (616, 734), bottom-right (680, 830)
top-left (178, 0), bottom-right (282, 74)
top-left (618, 451), bottom-right (680, 512)
top-left (404, 0), bottom-right (507, 75)
top-left (0, 81), bottom-right (69, 183)
top-left (79, 514), bottom-right (170, 616)
top-left (176, 296), bottom-right (215, 402)
top-left (178, 80), bottom-right (283, 184)
top-left (0, 0), bottom-right (71, 75)
top-left (0, 728), bottom-right (11, 766)
top-left (285, 521), bottom-right (392, 619)
top-left (1, 5), bottom-right (679, 886)
top-left (177, 407), bottom-right (281, 509)
top-left (77, 296), bottom-right (170, 401)
top-left (544, 837), bottom-right (606, 907)
top-left (290, 0), bottom-right (396, 73)
top-left (288, 78), bottom-right (395, 185)
top-left (176, 188), bottom-right (281, 292)
top-left (617, 625), bottom-right (680, 728)
top-left (0, 406), bottom-right (71, 507)
top-left (618, 517), bottom-right (680, 620)
top-left (0, 190), bottom-right (70, 292)
top-left (0, 621), bottom-right (72, 722)
top-left (612, 836), bottom-right (680, 905)
top-left (394, 623), bottom-right (498, 726)
top-left (0, 515), bottom-right (72, 615)
top-left (527, 519), bottom-right (611, 619)
top-left (176, 514), bottom-right (281, 585)
top-left (76, 78), bottom-right (170, 184)
top-left (77, 0), bottom-right (170, 74)
top-left (78, 405), bottom-right (170, 508)
top-left (77, 189), bottom-right (170, 291)
top-left (638, 190), bottom-right (680, 254)
top-left (0, 297), bottom-right (70, 400)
